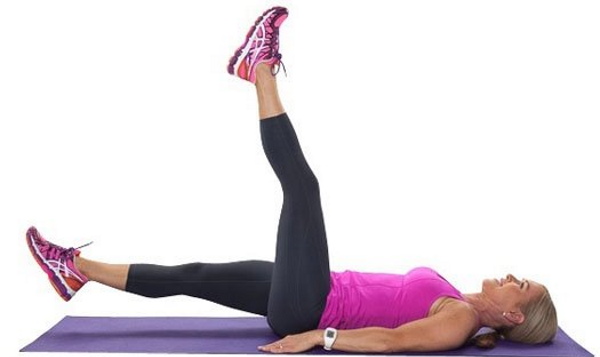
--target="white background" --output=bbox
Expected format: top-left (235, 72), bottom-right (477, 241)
top-left (1, 1), bottom-right (598, 356)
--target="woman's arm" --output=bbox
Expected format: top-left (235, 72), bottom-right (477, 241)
top-left (320, 303), bottom-right (479, 353)
top-left (259, 303), bottom-right (478, 354)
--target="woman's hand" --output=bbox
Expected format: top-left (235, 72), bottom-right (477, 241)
top-left (258, 330), bottom-right (320, 354)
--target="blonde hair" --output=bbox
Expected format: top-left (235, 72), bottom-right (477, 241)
top-left (473, 286), bottom-right (558, 349)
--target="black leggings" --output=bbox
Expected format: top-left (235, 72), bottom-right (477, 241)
top-left (125, 113), bottom-right (331, 336)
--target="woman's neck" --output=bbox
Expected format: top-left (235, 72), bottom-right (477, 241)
top-left (462, 293), bottom-right (507, 329)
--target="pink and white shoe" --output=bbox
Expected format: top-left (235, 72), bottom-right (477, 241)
top-left (228, 6), bottom-right (288, 83)
top-left (26, 226), bottom-right (92, 301)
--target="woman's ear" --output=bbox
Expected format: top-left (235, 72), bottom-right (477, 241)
top-left (503, 310), bottom-right (525, 325)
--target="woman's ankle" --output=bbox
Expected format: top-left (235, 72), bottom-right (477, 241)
top-left (74, 256), bottom-right (89, 279)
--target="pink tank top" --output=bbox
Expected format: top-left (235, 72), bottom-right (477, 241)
top-left (317, 267), bottom-right (464, 329)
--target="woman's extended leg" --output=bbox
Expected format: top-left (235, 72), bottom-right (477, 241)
top-left (255, 65), bottom-right (332, 336)
top-left (75, 257), bottom-right (274, 315)
top-left (26, 226), bottom-right (274, 314)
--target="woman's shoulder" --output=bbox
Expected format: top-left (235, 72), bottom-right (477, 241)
top-left (430, 295), bottom-right (475, 314)
top-left (433, 297), bottom-right (479, 328)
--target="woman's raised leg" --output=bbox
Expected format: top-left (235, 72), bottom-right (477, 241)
top-left (255, 65), bottom-right (332, 336)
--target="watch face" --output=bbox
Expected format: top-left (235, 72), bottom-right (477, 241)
top-left (326, 330), bottom-right (335, 338)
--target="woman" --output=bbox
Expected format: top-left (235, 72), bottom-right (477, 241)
top-left (26, 6), bottom-right (557, 354)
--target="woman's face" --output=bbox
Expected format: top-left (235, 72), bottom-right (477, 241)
top-left (482, 274), bottom-right (546, 311)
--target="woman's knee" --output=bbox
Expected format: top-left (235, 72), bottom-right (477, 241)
top-left (284, 172), bottom-right (320, 196)
top-left (304, 172), bottom-right (320, 194)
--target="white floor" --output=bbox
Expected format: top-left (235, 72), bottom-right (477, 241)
top-left (2, 1), bottom-right (599, 356)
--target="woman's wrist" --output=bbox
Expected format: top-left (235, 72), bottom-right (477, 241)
top-left (311, 329), bottom-right (325, 346)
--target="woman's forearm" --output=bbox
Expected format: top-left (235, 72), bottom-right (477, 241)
top-left (310, 327), bottom-right (396, 353)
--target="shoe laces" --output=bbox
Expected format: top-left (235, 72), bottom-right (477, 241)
top-left (268, 19), bottom-right (287, 78)
top-left (271, 53), bottom-right (287, 77)
top-left (41, 240), bottom-right (93, 261)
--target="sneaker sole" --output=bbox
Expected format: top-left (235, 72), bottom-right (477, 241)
top-left (227, 6), bottom-right (287, 78)
top-left (26, 228), bottom-right (74, 301)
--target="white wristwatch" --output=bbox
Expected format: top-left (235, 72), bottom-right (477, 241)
top-left (323, 327), bottom-right (338, 351)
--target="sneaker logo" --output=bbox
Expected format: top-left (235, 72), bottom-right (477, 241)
top-left (48, 259), bottom-right (85, 283)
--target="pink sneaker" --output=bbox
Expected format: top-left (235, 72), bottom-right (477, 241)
top-left (26, 226), bottom-right (92, 301)
top-left (228, 6), bottom-right (288, 83)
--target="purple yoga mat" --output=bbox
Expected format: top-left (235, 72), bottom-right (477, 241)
top-left (21, 316), bottom-right (593, 356)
